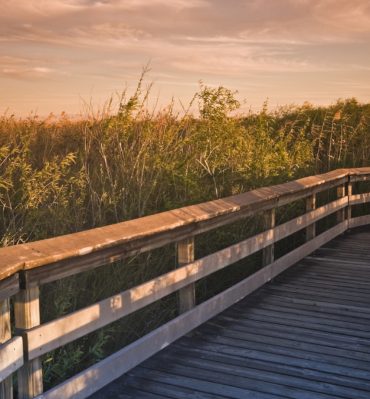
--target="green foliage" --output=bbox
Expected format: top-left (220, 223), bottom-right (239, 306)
top-left (197, 83), bottom-right (240, 121)
top-left (0, 140), bottom-right (87, 245)
top-left (1, 82), bottom-right (369, 389)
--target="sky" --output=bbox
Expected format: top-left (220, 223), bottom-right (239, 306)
top-left (1, 0), bottom-right (370, 116)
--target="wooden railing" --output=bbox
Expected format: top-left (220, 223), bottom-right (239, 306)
top-left (1, 167), bottom-right (370, 399)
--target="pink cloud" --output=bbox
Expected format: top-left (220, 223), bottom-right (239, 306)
top-left (0, 0), bottom-right (369, 115)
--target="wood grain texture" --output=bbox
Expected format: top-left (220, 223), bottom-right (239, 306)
top-left (349, 215), bottom-right (370, 228)
top-left (1, 168), bottom-right (370, 399)
top-left (348, 168), bottom-right (370, 182)
top-left (177, 237), bottom-right (195, 314)
top-left (0, 169), bottom-right (351, 282)
top-left (347, 181), bottom-right (352, 221)
top-left (0, 298), bottom-right (13, 398)
top-left (0, 274), bottom-right (19, 302)
top-left (15, 287), bottom-right (43, 399)
top-left (262, 209), bottom-right (275, 266)
top-left (0, 300), bottom-right (11, 346)
top-left (0, 336), bottom-right (23, 383)
top-left (36, 223), bottom-right (346, 399)
top-left (90, 225), bottom-right (370, 399)
top-left (349, 193), bottom-right (370, 205)
top-left (336, 184), bottom-right (346, 223)
top-left (24, 198), bottom-right (348, 359)
top-left (305, 193), bottom-right (316, 241)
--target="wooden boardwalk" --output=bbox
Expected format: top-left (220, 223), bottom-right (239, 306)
top-left (92, 227), bottom-right (370, 399)
top-left (3, 168), bottom-right (370, 399)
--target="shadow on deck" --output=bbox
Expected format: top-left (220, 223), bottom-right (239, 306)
top-left (91, 227), bottom-right (370, 399)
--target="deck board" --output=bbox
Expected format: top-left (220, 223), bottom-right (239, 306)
top-left (91, 227), bottom-right (370, 399)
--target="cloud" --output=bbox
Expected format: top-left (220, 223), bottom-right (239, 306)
top-left (313, 0), bottom-right (370, 33)
top-left (1, 0), bottom-right (369, 83)
top-left (0, 0), bottom-right (369, 115)
top-left (0, 55), bottom-right (66, 79)
top-left (1, 0), bottom-right (369, 49)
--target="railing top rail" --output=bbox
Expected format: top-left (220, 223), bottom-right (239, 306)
top-left (0, 167), bottom-right (369, 282)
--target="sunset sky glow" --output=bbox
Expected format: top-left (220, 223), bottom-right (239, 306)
top-left (1, 0), bottom-right (370, 116)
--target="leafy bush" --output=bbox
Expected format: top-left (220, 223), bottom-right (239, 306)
top-left (1, 80), bottom-right (369, 389)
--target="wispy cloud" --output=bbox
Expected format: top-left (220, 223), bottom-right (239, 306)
top-left (2, 0), bottom-right (369, 44)
top-left (0, 0), bottom-right (369, 115)
top-left (0, 55), bottom-right (69, 79)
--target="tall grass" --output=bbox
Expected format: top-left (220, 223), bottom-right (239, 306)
top-left (1, 79), bottom-right (369, 389)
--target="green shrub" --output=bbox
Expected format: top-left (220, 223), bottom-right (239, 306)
top-left (1, 80), bottom-right (369, 389)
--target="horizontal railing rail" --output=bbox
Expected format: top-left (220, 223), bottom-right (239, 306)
top-left (0, 167), bottom-right (370, 399)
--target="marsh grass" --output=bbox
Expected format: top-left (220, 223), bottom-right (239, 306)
top-left (1, 79), bottom-right (369, 389)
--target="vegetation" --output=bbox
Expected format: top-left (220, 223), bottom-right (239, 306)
top-left (1, 77), bottom-right (369, 389)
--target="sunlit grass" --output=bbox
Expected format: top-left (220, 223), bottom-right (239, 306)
top-left (1, 78), bottom-right (369, 389)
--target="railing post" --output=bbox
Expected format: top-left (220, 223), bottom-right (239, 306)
top-left (0, 298), bottom-right (12, 399)
top-left (347, 178), bottom-right (352, 225)
top-left (306, 193), bottom-right (316, 241)
top-left (177, 237), bottom-right (195, 313)
top-left (262, 208), bottom-right (275, 266)
top-left (15, 286), bottom-right (43, 399)
top-left (337, 184), bottom-right (346, 224)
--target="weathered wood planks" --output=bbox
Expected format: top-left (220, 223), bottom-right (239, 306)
top-left (0, 299), bottom-right (14, 398)
top-left (0, 336), bottom-right (23, 383)
top-left (0, 168), bottom-right (353, 283)
top-left (15, 287), bottom-right (43, 399)
top-left (177, 237), bottom-right (196, 313)
top-left (0, 275), bottom-right (19, 302)
top-left (0, 168), bottom-right (370, 399)
top-left (35, 222), bottom-right (346, 399)
top-left (349, 193), bottom-right (370, 205)
top-left (305, 193), bottom-right (316, 241)
top-left (262, 208), bottom-right (275, 266)
top-left (91, 226), bottom-right (370, 399)
top-left (24, 199), bottom-right (347, 359)
top-left (0, 275), bottom-right (20, 399)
